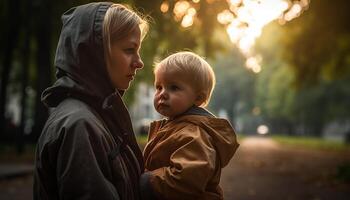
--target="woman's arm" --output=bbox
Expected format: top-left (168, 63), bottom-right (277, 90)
top-left (55, 119), bottom-right (120, 200)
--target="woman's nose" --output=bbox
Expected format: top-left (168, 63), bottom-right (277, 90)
top-left (133, 55), bottom-right (144, 69)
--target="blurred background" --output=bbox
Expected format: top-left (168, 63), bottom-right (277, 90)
top-left (1, 0), bottom-right (350, 199)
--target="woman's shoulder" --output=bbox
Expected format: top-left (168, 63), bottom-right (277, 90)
top-left (45, 98), bottom-right (105, 133)
top-left (56, 98), bottom-right (98, 118)
top-left (39, 98), bottom-right (109, 147)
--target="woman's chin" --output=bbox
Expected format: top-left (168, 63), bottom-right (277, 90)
top-left (117, 83), bottom-right (131, 91)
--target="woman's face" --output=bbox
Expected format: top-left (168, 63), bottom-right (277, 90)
top-left (107, 27), bottom-right (144, 90)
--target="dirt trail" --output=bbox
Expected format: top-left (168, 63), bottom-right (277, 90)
top-left (220, 136), bottom-right (350, 200)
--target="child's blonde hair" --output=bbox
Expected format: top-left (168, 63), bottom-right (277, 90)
top-left (102, 4), bottom-right (148, 60)
top-left (154, 51), bottom-right (216, 107)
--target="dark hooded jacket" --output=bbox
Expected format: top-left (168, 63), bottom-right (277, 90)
top-left (33, 2), bottom-right (144, 200)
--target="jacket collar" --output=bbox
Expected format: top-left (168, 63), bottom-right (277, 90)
top-left (179, 106), bottom-right (215, 118)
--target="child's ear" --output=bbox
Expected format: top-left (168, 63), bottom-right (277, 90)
top-left (194, 92), bottom-right (206, 106)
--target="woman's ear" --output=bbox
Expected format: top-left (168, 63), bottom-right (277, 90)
top-left (194, 92), bottom-right (206, 107)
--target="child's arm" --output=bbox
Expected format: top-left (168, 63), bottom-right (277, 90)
top-left (141, 126), bottom-right (217, 200)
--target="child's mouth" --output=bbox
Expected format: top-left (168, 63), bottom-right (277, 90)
top-left (158, 102), bottom-right (169, 109)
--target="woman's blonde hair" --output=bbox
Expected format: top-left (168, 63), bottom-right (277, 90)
top-left (102, 4), bottom-right (148, 59)
top-left (154, 51), bottom-right (216, 107)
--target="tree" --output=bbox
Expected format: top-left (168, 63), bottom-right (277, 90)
top-left (209, 48), bottom-right (256, 132)
top-left (254, 1), bottom-right (350, 136)
top-left (281, 0), bottom-right (350, 87)
top-left (0, 0), bottom-right (21, 139)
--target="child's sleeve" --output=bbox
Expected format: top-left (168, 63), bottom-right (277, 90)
top-left (140, 125), bottom-right (217, 200)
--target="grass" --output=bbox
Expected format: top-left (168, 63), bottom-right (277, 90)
top-left (270, 135), bottom-right (350, 182)
top-left (336, 162), bottom-right (350, 183)
top-left (136, 134), bottom-right (149, 148)
top-left (271, 135), bottom-right (350, 151)
top-left (0, 143), bottom-right (36, 163)
top-left (236, 133), bottom-right (246, 141)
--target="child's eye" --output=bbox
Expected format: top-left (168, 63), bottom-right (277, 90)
top-left (170, 85), bottom-right (180, 91)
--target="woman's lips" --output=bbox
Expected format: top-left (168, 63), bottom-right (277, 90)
top-left (127, 74), bottom-right (135, 80)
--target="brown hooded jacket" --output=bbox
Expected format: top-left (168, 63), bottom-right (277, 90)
top-left (141, 107), bottom-right (239, 200)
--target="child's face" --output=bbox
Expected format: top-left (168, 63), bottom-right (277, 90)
top-left (154, 69), bottom-right (199, 119)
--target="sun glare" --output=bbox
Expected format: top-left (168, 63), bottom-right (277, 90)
top-left (220, 0), bottom-right (310, 73)
top-left (161, 0), bottom-right (310, 73)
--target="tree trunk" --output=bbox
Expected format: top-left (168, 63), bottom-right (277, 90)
top-left (0, 0), bottom-right (21, 139)
top-left (198, 1), bottom-right (213, 57)
top-left (31, 0), bottom-right (52, 141)
top-left (17, 0), bottom-right (32, 153)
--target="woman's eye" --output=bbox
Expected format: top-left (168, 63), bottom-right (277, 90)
top-left (124, 48), bottom-right (135, 54)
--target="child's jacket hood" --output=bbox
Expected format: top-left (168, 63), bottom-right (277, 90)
top-left (148, 107), bottom-right (239, 167)
top-left (186, 116), bottom-right (239, 167)
top-left (42, 2), bottom-right (114, 107)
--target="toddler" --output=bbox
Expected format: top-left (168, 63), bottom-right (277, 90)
top-left (140, 51), bottom-right (239, 200)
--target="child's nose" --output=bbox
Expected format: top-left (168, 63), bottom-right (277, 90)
top-left (159, 89), bottom-right (168, 99)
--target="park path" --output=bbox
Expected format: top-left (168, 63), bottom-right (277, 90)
top-left (1, 136), bottom-right (350, 200)
top-left (220, 136), bottom-right (350, 200)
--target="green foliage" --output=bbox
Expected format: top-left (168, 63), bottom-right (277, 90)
top-left (209, 48), bottom-right (255, 124)
top-left (254, 4), bottom-right (350, 135)
top-left (336, 163), bottom-right (350, 183)
top-left (255, 23), bottom-right (289, 119)
top-left (281, 0), bottom-right (350, 87)
top-left (136, 134), bottom-right (148, 146)
top-left (272, 135), bottom-right (350, 151)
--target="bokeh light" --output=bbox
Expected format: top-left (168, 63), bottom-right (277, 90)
top-left (162, 0), bottom-right (310, 73)
top-left (160, 1), bottom-right (170, 13)
top-left (257, 125), bottom-right (269, 135)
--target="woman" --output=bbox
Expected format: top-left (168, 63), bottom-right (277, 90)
top-left (33, 2), bottom-right (148, 200)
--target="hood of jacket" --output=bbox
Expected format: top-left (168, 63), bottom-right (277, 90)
top-left (42, 2), bottom-right (115, 107)
top-left (150, 107), bottom-right (239, 167)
